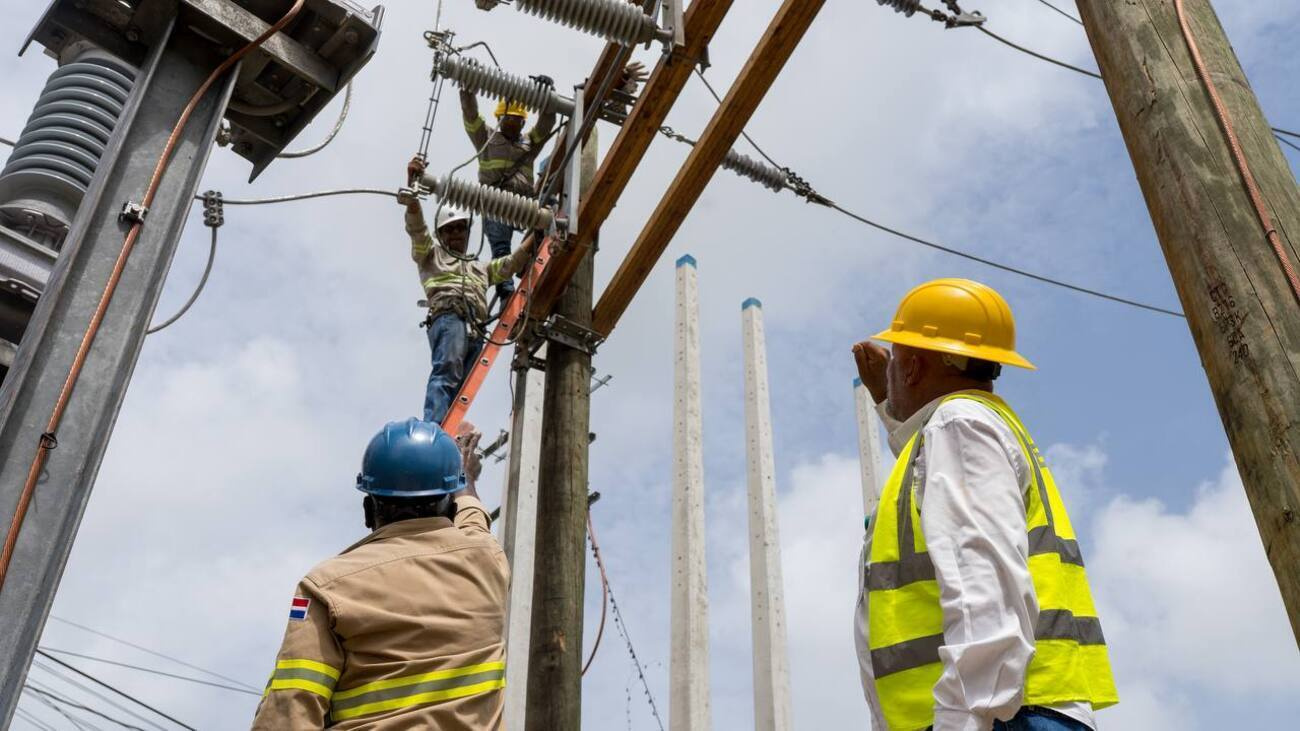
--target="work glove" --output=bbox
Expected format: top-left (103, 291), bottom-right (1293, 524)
top-left (406, 156), bottom-right (426, 187)
top-left (396, 188), bottom-right (419, 207)
top-left (619, 61), bottom-right (649, 95)
top-left (852, 340), bottom-right (890, 406)
top-left (531, 74), bottom-right (555, 89)
top-left (456, 423), bottom-right (484, 484)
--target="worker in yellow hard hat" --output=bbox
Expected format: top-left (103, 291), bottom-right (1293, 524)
top-left (850, 279), bottom-right (1118, 731)
top-left (458, 75), bottom-right (557, 304)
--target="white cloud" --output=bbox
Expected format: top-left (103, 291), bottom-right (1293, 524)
top-left (1087, 455), bottom-right (1300, 728)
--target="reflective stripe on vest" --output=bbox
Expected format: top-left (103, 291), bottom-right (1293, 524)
top-left (264, 659), bottom-right (340, 700)
top-left (865, 392), bottom-right (1118, 730)
top-left (329, 661), bottom-right (506, 721)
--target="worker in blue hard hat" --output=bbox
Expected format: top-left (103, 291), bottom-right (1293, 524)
top-left (252, 419), bottom-right (509, 729)
top-left (399, 162), bottom-right (540, 425)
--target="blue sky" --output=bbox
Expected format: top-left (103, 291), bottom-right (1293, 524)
top-left (2, 0), bottom-right (1299, 728)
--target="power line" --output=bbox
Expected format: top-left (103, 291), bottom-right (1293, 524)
top-left (1277, 127), bottom-right (1300, 140)
top-left (0, 135), bottom-right (14, 147)
top-left (1279, 135), bottom-right (1300, 153)
top-left (49, 615), bottom-right (258, 692)
top-left (587, 511), bottom-right (665, 731)
top-left (31, 658), bottom-right (169, 731)
top-left (216, 188), bottom-right (397, 206)
top-left (147, 226), bottom-right (218, 334)
top-left (974, 24), bottom-right (1101, 79)
top-left (14, 705), bottom-right (59, 731)
top-left (829, 201), bottom-right (1184, 317)
top-left (35, 650), bottom-right (196, 731)
top-left (1029, 0), bottom-right (1082, 25)
top-left (39, 648), bottom-right (260, 697)
top-left (23, 686), bottom-right (143, 731)
top-left (23, 686), bottom-right (97, 731)
top-left (278, 82), bottom-right (352, 159)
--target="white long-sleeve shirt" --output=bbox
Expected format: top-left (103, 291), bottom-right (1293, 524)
top-left (854, 394), bottom-right (1096, 731)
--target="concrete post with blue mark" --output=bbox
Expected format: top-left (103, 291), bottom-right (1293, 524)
top-left (740, 297), bottom-right (793, 731)
top-left (671, 254), bottom-right (712, 731)
top-left (853, 377), bottom-right (887, 518)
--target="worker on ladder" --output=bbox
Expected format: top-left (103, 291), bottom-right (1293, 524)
top-left (252, 419), bottom-right (508, 728)
top-left (400, 157), bottom-right (538, 424)
top-left (458, 70), bottom-right (556, 304)
top-left (851, 279), bottom-right (1118, 730)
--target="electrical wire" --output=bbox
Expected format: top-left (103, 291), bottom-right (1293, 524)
top-left (586, 510), bottom-right (665, 731)
top-left (31, 658), bottom-right (168, 731)
top-left (216, 188), bottom-right (397, 205)
top-left (0, 135), bottom-right (14, 147)
top-left (48, 615), bottom-right (258, 692)
top-left (1174, 0), bottom-right (1300, 305)
top-left (0, 0), bottom-right (308, 593)
top-left (582, 510), bottom-right (608, 677)
top-left (35, 651), bottom-right (196, 731)
top-left (14, 705), bottom-right (59, 731)
top-left (23, 686), bottom-right (97, 731)
top-left (1028, 0), bottom-right (1081, 25)
top-left (829, 201), bottom-right (1185, 317)
top-left (974, 25), bottom-right (1102, 79)
top-left (693, 69), bottom-right (783, 171)
top-left (22, 686), bottom-right (142, 731)
top-left (1277, 127), bottom-right (1300, 140)
top-left (1279, 135), bottom-right (1300, 154)
top-left (39, 648), bottom-right (259, 696)
top-left (146, 227), bottom-right (217, 334)
top-left (277, 83), bottom-right (352, 159)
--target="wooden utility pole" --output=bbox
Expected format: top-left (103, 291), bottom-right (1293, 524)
top-left (1077, 0), bottom-right (1300, 643)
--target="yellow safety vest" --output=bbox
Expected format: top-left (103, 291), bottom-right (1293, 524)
top-left (866, 392), bottom-right (1118, 730)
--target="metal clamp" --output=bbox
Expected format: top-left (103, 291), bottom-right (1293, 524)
top-left (201, 190), bottom-right (225, 228)
top-left (535, 314), bottom-right (605, 355)
top-left (119, 201), bottom-right (148, 225)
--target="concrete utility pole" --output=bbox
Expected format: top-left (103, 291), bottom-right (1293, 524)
top-left (1077, 0), bottom-right (1300, 642)
top-left (740, 299), bottom-right (792, 731)
top-left (671, 254), bottom-right (711, 731)
top-left (499, 363), bottom-right (545, 729)
top-left (853, 378), bottom-right (887, 517)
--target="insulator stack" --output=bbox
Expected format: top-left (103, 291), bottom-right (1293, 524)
top-left (421, 174), bottom-right (555, 232)
top-left (0, 48), bottom-right (137, 253)
top-left (436, 56), bottom-right (575, 117)
top-left (514, 0), bottom-right (666, 46)
top-left (876, 0), bottom-right (923, 17)
top-left (722, 151), bottom-right (789, 193)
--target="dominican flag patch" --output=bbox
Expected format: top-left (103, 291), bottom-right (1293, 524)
top-left (289, 597), bottom-right (310, 621)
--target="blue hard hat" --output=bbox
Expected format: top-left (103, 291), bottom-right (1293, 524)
top-left (356, 418), bottom-right (466, 497)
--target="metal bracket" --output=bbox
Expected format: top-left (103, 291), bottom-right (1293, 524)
top-left (535, 314), bottom-right (605, 355)
top-left (201, 190), bottom-right (224, 228)
top-left (119, 200), bottom-right (148, 225)
top-left (563, 84), bottom-right (584, 238)
top-left (661, 0), bottom-right (685, 47)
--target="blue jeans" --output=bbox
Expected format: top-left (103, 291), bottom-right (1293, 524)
top-left (483, 217), bottom-right (514, 260)
top-left (423, 312), bottom-right (482, 424)
top-left (992, 707), bottom-right (1092, 731)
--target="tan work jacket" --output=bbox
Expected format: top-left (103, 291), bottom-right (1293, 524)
top-left (251, 496), bottom-right (509, 729)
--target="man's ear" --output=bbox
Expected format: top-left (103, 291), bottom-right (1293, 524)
top-left (363, 495), bottom-right (376, 531)
top-left (902, 348), bottom-right (925, 386)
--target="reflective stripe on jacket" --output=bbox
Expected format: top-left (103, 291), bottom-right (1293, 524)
top-left (866, 392), bottom-right (1118, 730)
top-left (250, 496), bottom-right (510, 729)
top-left (463, 115), bottom-right (553, 197)
top-left (406, 207), bottom-right (533, 322)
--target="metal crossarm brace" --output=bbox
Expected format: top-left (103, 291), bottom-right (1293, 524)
top-left (592, 0), bottom-right (828, 335)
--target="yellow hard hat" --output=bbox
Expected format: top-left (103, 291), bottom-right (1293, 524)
top-left (872, 278), bottom-right (1036, 370)
top-left (494, 99), bottom-right (529, 119)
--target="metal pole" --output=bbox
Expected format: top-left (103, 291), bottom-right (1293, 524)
top-left (670, 254), bottom-right (711, 731)
top-left (740, 299), bottom-right (792, 731)
top-left (0, 20), bottom-right (237, 719)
